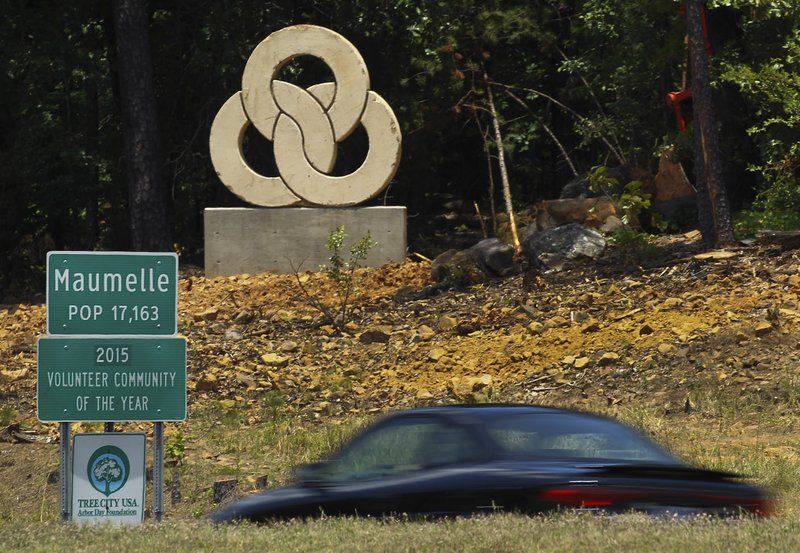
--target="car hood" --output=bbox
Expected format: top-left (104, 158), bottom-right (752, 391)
top-left (209, 485), bottom-right (319, 523)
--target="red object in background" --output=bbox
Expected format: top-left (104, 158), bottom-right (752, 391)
top-left (666, 88), bottom-right (693, 131)
top-left (668, 2), bottom-right (712, 131)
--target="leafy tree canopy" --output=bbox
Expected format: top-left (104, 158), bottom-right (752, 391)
top-left (1, 0), bottom-right (798, 296)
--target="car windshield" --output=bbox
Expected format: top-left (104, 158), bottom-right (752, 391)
top-left (484, 412), bottom-right (678, 463)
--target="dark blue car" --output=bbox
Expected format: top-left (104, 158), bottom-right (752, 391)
top-left (210, 405), bottom-right (772, 522)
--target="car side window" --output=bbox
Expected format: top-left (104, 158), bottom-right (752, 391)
top-left (485, 413), bottom-right (676, 462)
top-left (322, 416), bottom-right (481, 482)
top-left (489, 426), bottom-right (542, 456)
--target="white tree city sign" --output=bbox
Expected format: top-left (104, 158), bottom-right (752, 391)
top-left (71, 433), bottom-right (146, 525)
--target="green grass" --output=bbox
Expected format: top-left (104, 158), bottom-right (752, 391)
top-left (4, 380), bottom-right (800, 549)
top-left (3, 514), bottom-right (800, 553)
top-left (155, 402), bottom-right (371, 518)
top-left (609, 393), bottom-right (800, 517)
top-left (0, 405), bottom-right (18, 426)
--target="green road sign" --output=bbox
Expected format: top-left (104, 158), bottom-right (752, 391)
top-left (47, 252), bottom-right (178, 335)
top-left (38, 337), bottom-right (187, 422)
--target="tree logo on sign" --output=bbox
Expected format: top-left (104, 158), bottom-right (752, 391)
top-left (87, 445), bottom-right (130, 497)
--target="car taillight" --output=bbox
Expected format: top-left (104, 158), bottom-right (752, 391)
top-left (539, 487), bottom-right (640, 508)
top-left (539, 487), bottom-right (775, 517)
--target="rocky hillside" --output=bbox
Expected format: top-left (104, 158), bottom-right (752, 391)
top-left (2, 231), bottom-right (800, 437)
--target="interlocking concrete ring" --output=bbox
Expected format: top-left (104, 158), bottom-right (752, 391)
top-left (209, 25), bottom-right (402, 207)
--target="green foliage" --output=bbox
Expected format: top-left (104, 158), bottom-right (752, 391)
top-left (616, 181), bottom-right (652, 221)
top-left (587, 166), bottom-right (651, 225)
top-left (321, 226), bottom-right (377, 294)
top-left (566, 0), bottom-right (685, 164)
top-left (261, 391), bottom-right (286, 421)
top-left (295, 226), bottom-right (376, 330)
top-left (606, 227), bottom-right (662, 266)
top-left (166, 431), bottom-right (187, 466)
top-left (733, 206), bottom-right (800, 238)
top-left (321, 226), bottom-right (376, 328)
top-left (201, 399), bottom-right (242, 429)
top-left (649, 208), bottom-right (698, 235)
top-left (719, 16), bottom-right (800, 236)
top-left (440, 263), bottom-right (469, 288)
top-left (709, 0), bottom-right (798, 14)
top-left (1, 0), bottom-right (799, 290)
top-left (0, 406), bottom-right (17, 427)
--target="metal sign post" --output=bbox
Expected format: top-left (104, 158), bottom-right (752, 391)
top-left (59, 422), bottom-right (71, 522)
top-left (153, 422), bottom-right (165, 522)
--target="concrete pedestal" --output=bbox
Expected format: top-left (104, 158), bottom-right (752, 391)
top-left (204, 207), bottom-right (406, 277)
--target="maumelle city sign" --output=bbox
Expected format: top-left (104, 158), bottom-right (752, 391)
top-left (46, 252), bottom-right (178, 335)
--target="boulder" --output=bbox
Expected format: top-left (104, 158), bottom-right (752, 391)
top-left (599, 215), bottom-right (624, 234)
top-left (447, 374), bottom-right (494, 403)
top-left (358, 329), bottom-right (390, 344)
top-left (430, 248), bottom-right (486, 284)
top-left (431, 238), bottom-right (519, 284)
top-left (467, 238), bottom-right (518, 277)
top-left (537, 197), bottom-right (617, 231)
top-left (522, 223), bottom-right (606, 265)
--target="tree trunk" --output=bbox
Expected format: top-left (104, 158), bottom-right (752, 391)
top-left (686, 0), bottom-right (734, 246)
top-left (83, 76), bottom-right (99, 250)
top-left (483, 67), bottom-right (521, 254)
top-left (112, 0), bottom-right (172, 251)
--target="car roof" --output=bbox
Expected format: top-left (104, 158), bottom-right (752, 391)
top-left (386, 404), bottom-right (581, 419)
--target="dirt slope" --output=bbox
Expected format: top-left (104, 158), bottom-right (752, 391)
top-left (2, 234), bottom-right (800, 437)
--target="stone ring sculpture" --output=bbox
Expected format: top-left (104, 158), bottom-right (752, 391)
top-left (209, 25), bottom-right (402, 207)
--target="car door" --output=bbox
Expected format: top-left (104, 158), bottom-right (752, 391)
top-left (310, 414), bottom-right (493, 517)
